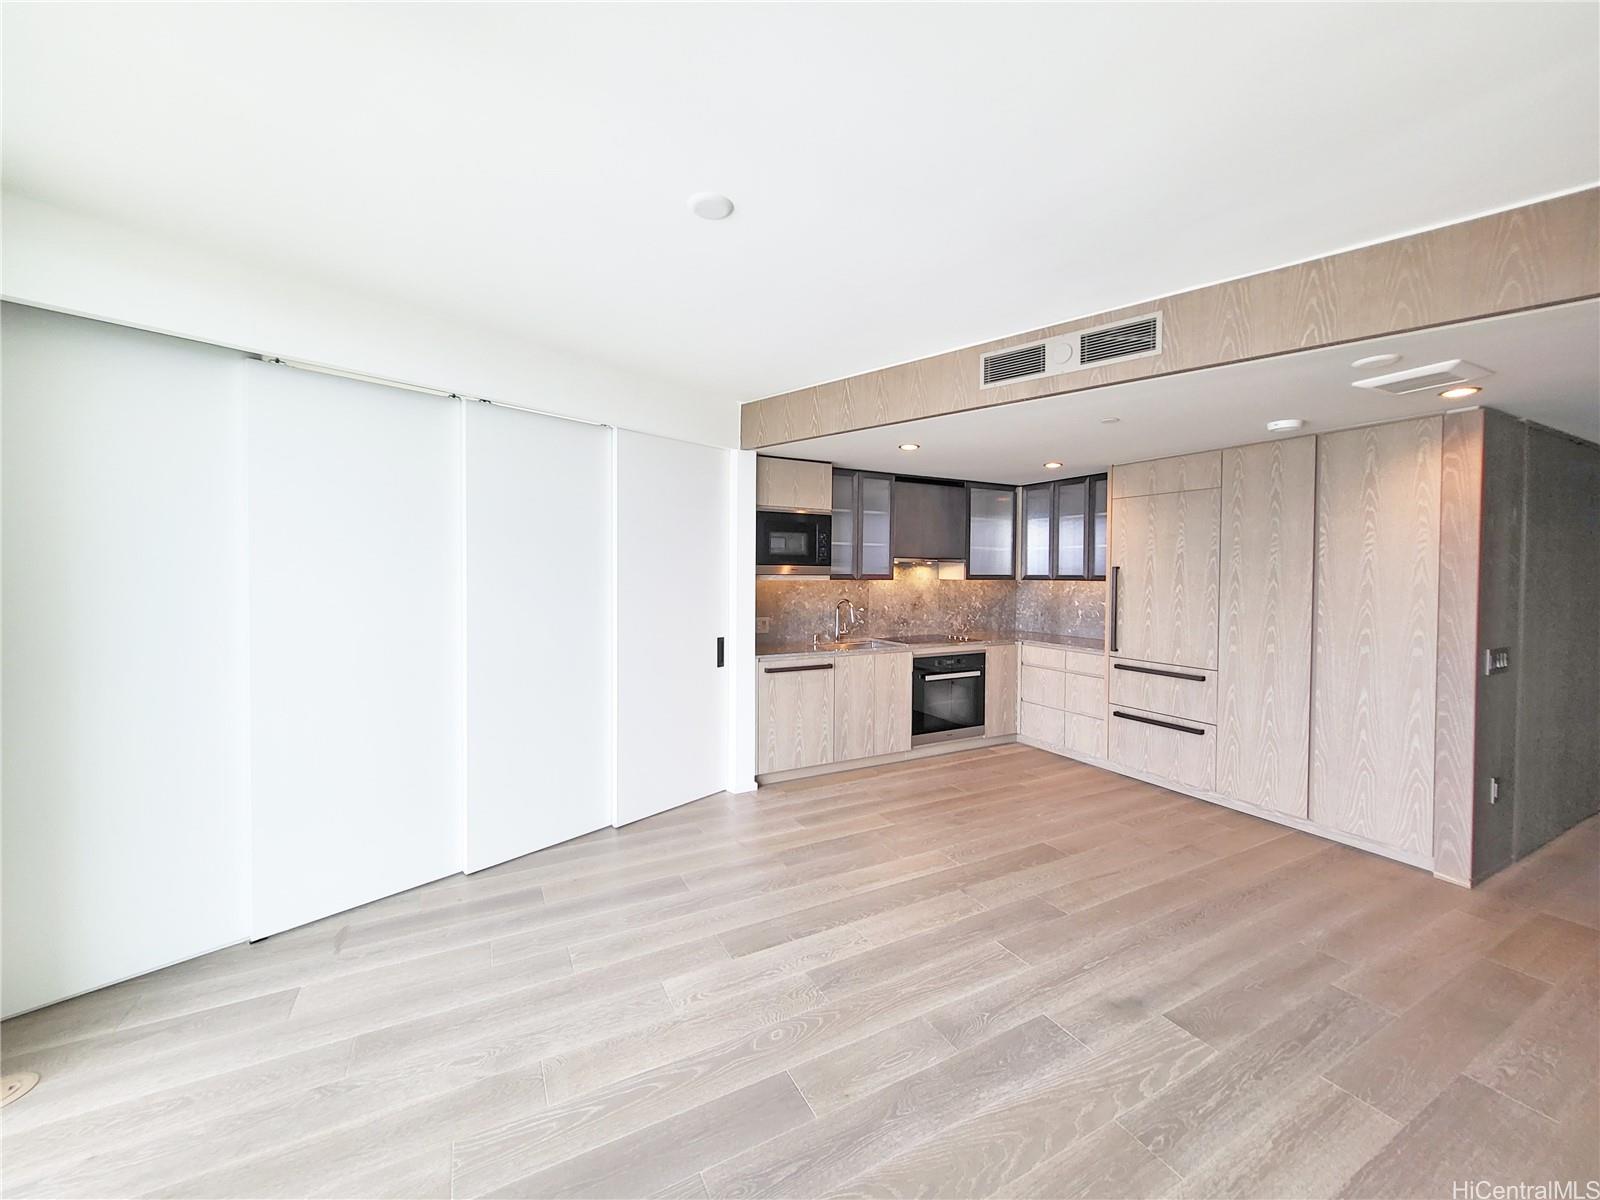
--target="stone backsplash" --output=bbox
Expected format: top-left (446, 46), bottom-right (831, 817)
top-left (756, 567), bottom-right (1104, 642)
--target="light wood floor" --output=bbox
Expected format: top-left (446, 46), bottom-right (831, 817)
top-left (3, 745), bottom-right (1597, 1199)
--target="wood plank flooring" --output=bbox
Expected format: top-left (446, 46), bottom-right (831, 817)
top-left (2, 745), bottom-right (1596, 1199)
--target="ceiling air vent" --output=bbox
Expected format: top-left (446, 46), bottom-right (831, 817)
top-left (982, 343), bottom-right (1049, 385)
top-left (979, 312), bottom-right (1163, 389)
top-left (1352, 360), bottom-right (1493, 396)
top-left (1080, 315), bottom-right (1161, 365)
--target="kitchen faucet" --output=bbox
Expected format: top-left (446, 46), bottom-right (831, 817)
top-left (834, 598), bottom-right (866, 639)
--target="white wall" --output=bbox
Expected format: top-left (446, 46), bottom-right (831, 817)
top-left (1, 193), bottom-right (737, 448)
top-left (464, 403), bottom-right (612, 871)
top-left (2, 304), bottom-right (249, 1016)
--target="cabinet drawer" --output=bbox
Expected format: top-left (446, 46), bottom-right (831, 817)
top-left (1109, 658), bottom-right (1217, 724)
top-left (1021, 643), bottom-right (1067, 671)
top-left (1060, 648), bottom-right (1107, 678)
top-left (1063, 672), bottom-right (1106, 718)
top-left (1019, 701), bottom-right (1065, 748)
top-left (1108, 706), bottom-right (1216, 792)
top-left (1063, 712), bottom-right (1106, 759)
top-left (757, 657), bottom-right (835, 773)
top-left (1020, 664), bottom-right (1066, 709)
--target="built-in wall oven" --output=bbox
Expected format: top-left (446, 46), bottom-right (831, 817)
top-left (756, 509), bottom-right (832, 576)
top-left (911, 653), bottom-right (986, 745)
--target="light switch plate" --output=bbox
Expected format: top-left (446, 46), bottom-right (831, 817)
top-left (1483, 647), bottom-right (1511, 676)
top-left (755, 616), bottom-right (772, 634)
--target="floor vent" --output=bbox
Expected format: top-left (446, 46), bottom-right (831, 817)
top-left (979, 312), bottom-right (1163, 389)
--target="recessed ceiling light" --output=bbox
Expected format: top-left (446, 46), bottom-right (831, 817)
top-left (1440, 386), bottom-right (1482, 400)
top-left (1352, 353), bottom-right (1401, 369)
top-left (688, 192), bottom-right (735, 221)
top-left (1266, 418), bottom-right (1306, 432)
top-left (1043, 461), bottom-right (1063, 470)
top-left (898, 442), bottom-right (920, 452)
top-left (1100, 417), bottom-right (1120, 425)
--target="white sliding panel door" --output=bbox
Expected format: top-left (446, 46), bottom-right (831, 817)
top-left (464, 403), bottom-right (611, 871)
top-left (246, 362), bottom-right (460, 938)
top-left (2, 305), bottom-right (247, 1016)
top-left (615, 430), bottom-right (732, 824)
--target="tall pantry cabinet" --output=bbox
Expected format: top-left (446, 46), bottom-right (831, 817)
top-left (1104, 417), bottom-right (1447, 872)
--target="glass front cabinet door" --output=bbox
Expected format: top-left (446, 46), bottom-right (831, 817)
top-left (1020, 473), bottom-right (1109, 580)
top-left (966, 484), bottom-right (1016, 579)
top-left (832, 469), bottom-right (894, 580)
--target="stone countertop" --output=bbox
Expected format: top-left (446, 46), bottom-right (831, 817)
top-left (755, 629), bottom-right (1104, 661)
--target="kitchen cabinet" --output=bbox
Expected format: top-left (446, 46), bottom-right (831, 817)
top-left (984, 644), bottom-right (1019, 736)
top-left (1310, 418), bottom-right (1440, 856)
top-left (833, 652), bottom-right (912, 760)
top-left (1111, 450), bottom-right (1221, 499)
top-left (1020, 475), bottom-right (1109, 579)
top-left (757, 658), bottom-right (835, 773)
top-left (757, 456), bottom-right (832, 512)
top-left (1110, 658), bottom-right (1217, 725)
top-left (1217, 437), bottom-right (1315, 819)
top-left (967, 485), bottom-right (1016, 579)
top-left (832, 470), bottom-right (893, 579)
top-left (1109, 707), bottom-right (1217, 792)
top-left (1108, 476), bottom-right (1220, 669)
top-left (892, 479), bottom-right (967, 560)
top-left (1016, 639), bottom-right (1106, 759)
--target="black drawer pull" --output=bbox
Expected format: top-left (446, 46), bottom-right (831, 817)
top-left (1113, 709), bottom-right (1206, 736)
top-left (764, 663), bottom-right (834, 674)
top-left (1113, 663), bottom-right (1207, 683)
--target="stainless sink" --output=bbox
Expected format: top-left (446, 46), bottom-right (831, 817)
top-left (811, 638), bottom-right (906, 652)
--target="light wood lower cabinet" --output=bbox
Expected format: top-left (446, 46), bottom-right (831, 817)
top-left (1063, 712), bottom-right (1107, 758)
top-left (1109, 706), bottom-right (1216, 792)
top-left (757, 658), bottom-right (835, 773)
top-left (1217, 437), bottom-right (1315, 818)
top-left (1020, 664), bottom-right (1066, 710)
top-left (1109, 658), bottom-right (1217, 724)
top-left (1310, 418), bottom-right (1441, 856)
top-left (1019, 700), bottom-right (1065, 748)
top-left (1108, 484), bottom-right (1221, 670)
top-left (984, 645), bottom-right (1018, 737)
top-left (833, 652), bottom-right (912, 760)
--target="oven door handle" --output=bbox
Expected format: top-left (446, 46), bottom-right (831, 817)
top-left (919, 670), bottom-right (983, 681)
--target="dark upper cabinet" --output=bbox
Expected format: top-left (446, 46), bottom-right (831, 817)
top-left (1020, 473), bottom-right (1108, 580)
top-left (831, 469), bottom-right (894, 579)
top-left (892, 479), bottom-right (967, 560)
top-left (967, 484), bottom-right (1016, 579)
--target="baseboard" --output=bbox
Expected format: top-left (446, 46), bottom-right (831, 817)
top-left (756, 734), bottom-right (1017, 785)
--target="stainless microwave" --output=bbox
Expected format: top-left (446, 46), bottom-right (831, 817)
top-left (756, 509), bottom-right (831, 576)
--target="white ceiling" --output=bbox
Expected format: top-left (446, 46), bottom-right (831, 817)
top-left (4, 4), bottom-right (1597, 404)
top-left (773, 301), bottom-right (1600, 484)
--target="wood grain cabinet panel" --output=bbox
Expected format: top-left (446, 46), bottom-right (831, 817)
top-left (1019, 701), bottom-right (1065, 748)
top-left (984, 645), bottom-right (1018, 737)
top-left (1062, 672), bottom-right (1107, 719)
top-left (1109, 488), bottom-right (1221, 670)
top-left (832, 652), bottom-right (911, 761)
top-left (1310, 418), bottom-right (1441, 856)
top-left (1063, 712), bottom-right (1107, 759)
top-left (757, 658), bottom-right (835, 773)
top-left (756, 457), bottom-right (832, 511)
top-left (1109, 658), bottom-right (1217, 724)
top-left (1111, 451), bottom-right (1223, 499)
top-left (1109, 707), bottom-right (1217, 792)
top-left (1217, 437), bottom-right (1316, 818)
top-left (1021, 644), bottom-right (1067, 671)
top-left (1060, 648), bottom-right (1108, 677)
top-left (1020, 664), bottom-right (1066, 710)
